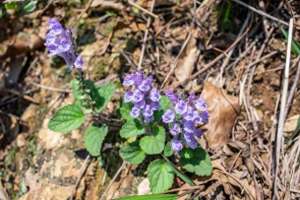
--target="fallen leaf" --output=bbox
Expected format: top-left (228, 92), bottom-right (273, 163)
top-left (284, 115), bottom-right (300, 134)
top-left (137, 178), bottom-right (150, 195)
top-left (202, 81), bottom-right (240, 149)
top-left (175, 35), bottom-right (200, 83)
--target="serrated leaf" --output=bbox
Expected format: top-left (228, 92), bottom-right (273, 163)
top-left (180, 147), bottom-right (212, 176)
top-left (147, 159), bottom-right (174, 193)
top-left (23, 0), bottom-right (38, 13)
top-left (120, 119), bottom-right (145, 138)
top-left (48, 104), bottom-right (85, 134)
top-left (96, 82), bottom-right (116, 112)
top-left (84, 124), bottom-right (108, 156)
top-left (119, 141), bottom-right (145, 164)
top-left (116, 193), bottom-right (177, 200)
top-left (139, 126), bottom-right (165, 155)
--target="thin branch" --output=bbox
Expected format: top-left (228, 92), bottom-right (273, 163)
top-left (70, 155), bottom-right (91, 200)
top-left (138, 0), bottom-right (156, 70)
top-left (99, 162), bottom-right (126, 200)
top-left (128, 0), bottom-right (158, 18)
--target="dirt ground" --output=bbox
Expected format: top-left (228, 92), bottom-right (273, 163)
top-left (1, 0), bottom-right (300, 199)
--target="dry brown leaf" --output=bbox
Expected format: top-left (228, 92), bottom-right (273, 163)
top-left (175, 36), bottom-right (200, 83)
top-left (202, 81), bottom-right (240, 149)
top-left (284, 115), bottom-right (299, 134)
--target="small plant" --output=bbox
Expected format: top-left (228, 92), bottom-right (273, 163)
top-left (45, 18), bottom-right (212, 194)
top-left (119, 72), bottom-right (212, 193)
top-left (46, 18), bottom-right (116, 158)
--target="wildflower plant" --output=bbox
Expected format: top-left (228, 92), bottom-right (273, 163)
top-left (45, 18), bottom-right (212, 195)
top-left (46, 18), bottom-right (116, 157)
top-left (119, 72), bottom-right (212, 193)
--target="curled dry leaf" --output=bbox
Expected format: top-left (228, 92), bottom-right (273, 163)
top-left (202, 81), bottom-right (240, 149)
top-left (175, 35), bottom-right (200, 83)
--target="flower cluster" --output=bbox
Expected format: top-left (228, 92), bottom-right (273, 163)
top-left (162, 91), bottom-right (209, 152)
top-left (45, 18), bottom-right (83, 69)
top-left (123, 72), bottom-right (160, 123)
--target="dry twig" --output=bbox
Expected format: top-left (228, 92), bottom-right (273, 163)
top-left (272, 18), bottom-right (294, 200)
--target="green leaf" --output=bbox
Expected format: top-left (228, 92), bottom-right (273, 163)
top-left (160, 95), bottom-right (172, 111)
top-left (23, 0), bottom-right (38, 13)
top-left (119, 141), bottom-right (145, 164)
top-left (95, 82), bottom-right (116, 112)
top-left (120, 119), bottom-right (145, 138)
top-left (281, 28), bottom-right (300, 55)
top-left (116, 193), bottom-right (177, 200)
top-left (48, 104), bottom-right (85, 134)
top-left (163, 142), bottom-right (173, 157)
top-left (119, 102), bottom-right (132, 120)
top-left (84, 124), bottom-right (108, 157)
top-left (140, 126), bottom-right (166, 155)
top-left (180, 147), bottom-right (212, 176)
top-left (147, 159), bottom-right (174, 193)
top-left (4, 2), bottom-right (18, 10)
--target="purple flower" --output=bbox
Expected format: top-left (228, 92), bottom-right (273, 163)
top-left (143, 104), bottom-right (154, 118)
top-left (183, 106), bottom-right (195, 121)
top-left (165, 90), bottom-right (178, 104)
top-left (74, 55), bottom-right (84, 69)
top-left (123, 72), bottom-right (161, 123)
top-left (183, 121), bottom-right (195, 134)
top-left (150, 88), bottom-right (160, 102)
top-left (175, 100), bottom-right (188, 115)
top-left (150, 102), bottom-right (160, 111)
top-left (48, 18), bottom-right (63, 33)
top-left (132, 89), bottom-right (144, 103)
top-left (194, 97), bottom-right (207, 111)
top-left (200, 111), bottom-right (209, 124)
top-left (171, 139), bottom-right (183, 152)
top-left (144, 116), bottom-right (154, 123)
top-left (45, 18), bottom-right (83, 69)
top-left (130, 106), bottom-right (140, 118)
top-left (135, 100), bottom-right (146, 109)
top-left (124, 91), bottom-right (133, 103)
top-left (162, 109), bottom-right (175, 123)
top-left (138, 76), bottom-right (153, 92)
top-left (162, 92), bottom-right (209, 152)
top-left (170, 123), bottom-right (181, 136)
top-left (184, 132), bottom-right (198, 149)
top-left (123, 74), bottom-right (135, 87)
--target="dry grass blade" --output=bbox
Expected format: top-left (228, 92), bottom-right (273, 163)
top-left (273, 18), bottom-right (294, 200)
